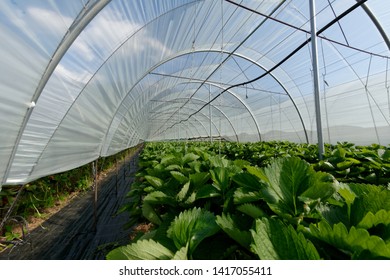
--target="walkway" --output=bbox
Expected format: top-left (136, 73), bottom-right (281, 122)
top-left (0, 150), bottom-right (141, 260)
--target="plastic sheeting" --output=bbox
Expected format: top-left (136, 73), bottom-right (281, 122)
top-left (0, 0), bottom-right (389, 185)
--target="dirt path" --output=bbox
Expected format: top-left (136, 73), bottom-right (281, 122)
top-left (0, 151), bottom-right (140, 260)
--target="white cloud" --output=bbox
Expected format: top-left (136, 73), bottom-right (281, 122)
top-left (27, 6), bottom-right (73, 34)
top-left (11, 4), bottom-right (173, 87)
top-left (55, 64), bottom-right (92, 84)
top-left (69, 12), bottom-right (143, 62)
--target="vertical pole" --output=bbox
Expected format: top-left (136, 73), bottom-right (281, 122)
top-left (123, 153), bottom-right (126, 181)
top-left (115, 154), bottom-right (118, 197)
top-left (209, 84), bottom-right (212, 143)
top-left (126, 148), bottom-right (130, 177)
top-left (309, 0), bottom-right (324, 159)
top-left (93, 159), bottom-right (98, 232)
top-left (0, 185), bottom-right (26, 232)
top-left (179, 107), bottom-right (181, 142)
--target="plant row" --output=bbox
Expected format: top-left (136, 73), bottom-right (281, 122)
top-left (0, 145), bottom-right (142, 243)
top-left (210, 141), bottom-right (390, 185)
top-left (107, 141), bottom-right (390, 260)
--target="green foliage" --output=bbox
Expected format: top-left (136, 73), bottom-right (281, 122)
top-left (167, 207), bottom-right (219, 256)
top-left (260, 157), bottom-right (335, 218)
top-left (109, 141), bottom-right (390, 260)
top-left (307, 220), bottom-right (390, 259)
top-left (1, 145), bottom-right (141, 241)
top-left (216, 213), bottom-right (252, 249)
top-left (251, 218), bottom-right (320, 260)
top-left (106, 239), bottom-right (174, 260)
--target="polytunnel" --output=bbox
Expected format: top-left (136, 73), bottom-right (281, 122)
top-left (1, 0), bottom-right (390, 187)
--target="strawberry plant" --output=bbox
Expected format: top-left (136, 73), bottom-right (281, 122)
top-left (110, 142), bottom-right (390, 260)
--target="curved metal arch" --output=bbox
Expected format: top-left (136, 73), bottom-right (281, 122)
top-left (191, 81), bottom-right (261, 141)
top-left (150, 115), bottom-right (208, 141)
top-left (96, 0), bottom-right (287, 151)
top-left (143, 83), bottom-right (238, 138)
top-left (2, 0), bottom-right (112, 185)
top-left (118, 103), bottom-right (217, 149)
top-left (146, 107), bottom-right (208, 139)
top-left (121, 97), bottom-right (216, 146)
top-left (100, 75), bottom-right (245, 153)
top-left (94, 7), bottom-right (312, 154)
top-left (135, 110), bottom-right (206, 143)
top-left (103, 89), bottom-right (215, 152)
top-left (148, 48), bottom-right (309, 142)
top-left (151, 118), bottom-right (207, 142)
top-left (103, 47), bottom-right (308, 146)
top-left (147, 79), bottom-right (263, 142)
top-left (20, 0), bottom-right (201, 178)
top-left (145, 99), bottom-right (222, 139)
top-left (358, 2), bottom-right (390, 51)
top-left (147, 96), bottom-right (240, 141)
top-left (149, 80), bottom-right (261, 142)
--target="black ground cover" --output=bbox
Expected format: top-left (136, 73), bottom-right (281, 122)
top-left (0, 151), bottom-right (140, 260)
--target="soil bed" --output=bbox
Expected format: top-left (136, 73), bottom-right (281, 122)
top-left (0, 151), bottom-right (140, 260)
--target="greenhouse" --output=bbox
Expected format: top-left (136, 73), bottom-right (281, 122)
top-left (1, 0), bottom-right (390, 261)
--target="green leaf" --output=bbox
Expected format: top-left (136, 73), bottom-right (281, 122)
top-left (195, 184), bottom-right (220, 199)
top-left (382, 149), bottom-right (390, 161)
top-left (189, 172), bottom-right (210, 189)
top-left (143, 186), bottom-right (155, 193)
top-left (142, 202), bottom-right (162, 225)
top-left (172, 245), bottom-right (189, 260)
top-left (210, 167), bottom-right (230, 192)
top-left (106, 239), bottom-right (173, 260)
top-left (182, 153), bottom-right (200, 165)
top-left (144, 191), bottom-right (176, 206)
top-left (299, 171), bottom-right (335, 203)
top-left (188, 161), bottom-right (202, 173)
top-left (160, 154), bottom-right (177, 166)
top-left (176, 181), bottom-right (190, 202)
top-left (333, 146), bottom-right (347, 159)
top-left (232, 172), bottom-right (262, 191)
top-left (336, 161), bottom-right (354, 170)
top-left (346, 184), bottom-right (390, 226)
top-left (237, 203), bottom-right (266, 219)
top-left (233, 159), bottom-right (251, 169)
top-left (167, 208), bottom-right (219, 255)
top-left (245, 165), bottom-right (268, 182)
top-left (165, 164), bottom-right (182, 171)
top-left (316, 202), bottom-right (350, 227)
top-left (233, 187), bottom-right (262, 204)
top-left (184, 191), bottom-right (196, 205)
top-left (250, 218), bottom-right (320, 260)
top-left (170, 171), bottom-right (188, 184)
top-left (216, 213), bottom-right (252, 248)
top-left (347, 183), bottom-right (381, 197)
top-left (308, 220), bottom-right (390, 259)
top-left (209, 156), bottom-right (230, 168)
top-left (338, 184), bottom-right (357, 206)
top-left (358, 210), bottom-right (390, 229)
top-left (144, 175), bottom-right (164, 188)
top-left (260, 157), bottom-right (334, 217)
top-left (317, 161), bottom-right (335, 171)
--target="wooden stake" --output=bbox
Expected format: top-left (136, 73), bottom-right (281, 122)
top-left (93, 159), bottom-right (98, 232)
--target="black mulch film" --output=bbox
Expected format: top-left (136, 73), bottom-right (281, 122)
top-left (0, 151), bottom-right (140, 260)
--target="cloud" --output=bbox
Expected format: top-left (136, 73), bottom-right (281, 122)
top-left (12, 3), bottom-right (174, 86)
top-left (55, 64), bottom-right (92, 84)
top-left (27, 6), bottom-right (73, 34)
top-left (69, 11), bottom-right (144, 62)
